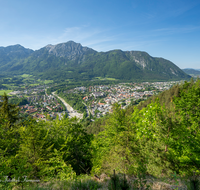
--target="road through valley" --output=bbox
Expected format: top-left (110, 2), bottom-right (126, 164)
top-left (52, 92), bottom-right (83, 119)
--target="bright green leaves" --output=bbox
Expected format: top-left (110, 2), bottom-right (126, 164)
top-left (174, 79), bottom-right (200, 127)
top-left (131, 99), bottom-right (165, 142)
top-left (172, 79), bottom-right (200, 174)
top-left (0, 95), bottom-right (93, 184)
top-left (17, 117), bottom-right (93, 179)
top-left (40, 149), bottom-right (75, 181)
top-left (131, 100), bottom-right (173, 176)
top-left (1, 79), bottom-right (200, 183)
top-left (91, 103), bottom-right (139, 175)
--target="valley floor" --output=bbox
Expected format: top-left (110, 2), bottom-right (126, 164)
top-left (52, 91), bottom-right (83, 119)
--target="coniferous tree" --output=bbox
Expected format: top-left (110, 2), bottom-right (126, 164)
top-left (48, 117), bottom-right (93, 175)
top-left (92, 103), bottom-right (139, 175)
top-left (0, 95), bottom-right (22, 189)
top-left (172, 79), bottom-right (200, 174)
top-left (17, 119), bottom-right (55, 180)
top-left (0, 93), bottom-right (20, 128)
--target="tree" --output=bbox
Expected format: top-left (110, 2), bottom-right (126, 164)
top-left (130, 100), bottom-right (176, 176)
top-left (0, 93), bottom-right (22, 161)
top-left (46, 117), bottom-right (93, 175)
top-left (0, 97), bottom-right (23, 189)
top-left (0, 93), bottom-right (21, 127)
top-left (172, 79), bottom-right (200, 175)
top-left (91, 103), bottom-right (138, 175)
top-left (17, 119), bottom-right (54, 179)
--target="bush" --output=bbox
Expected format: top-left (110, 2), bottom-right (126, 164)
top-left (70, 178), bottom-right (102, 190)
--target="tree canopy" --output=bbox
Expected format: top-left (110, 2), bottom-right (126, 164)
top-left (1, 79), bottom-right (200, 189)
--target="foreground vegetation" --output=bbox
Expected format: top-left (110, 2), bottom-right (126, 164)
top-left (0, 79), bottom-right (200, 189)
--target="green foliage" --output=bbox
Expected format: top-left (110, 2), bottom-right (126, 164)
top-left (0, 83), bottom-right (8, 89)
top-left (190, 178), bottom-right (199, 190)
top-left (55, 97), bottom-right (66, 111)
top-left (70, 177), bottom-right (102, 190)
top-left (91, 79), bottom-right (200, 179)
top-left (1, 78), bottom-right (200, 189)
top-left (91, 103), bottom-right (137, 175)
top-left (0, 42), bottom-right (190, 82)
top-left (132, 161), bottom-right (151, 190)
top-left (183, 68), bottom-right (200, 75)
top-left (0, 95), bottom-right (94, 188)
top-left (171, 79), bottom-right (200, 175)
top-left (0, 93), bottom-right (21, 127)
top-left (58, 92), bottom-right (85, 113)
top-left (9, 96), bottom-right (29, 106)
top-left (16, 119), bottom-right (56, 180)
top-left (86, 115), bottom-right (108, 134)
top-left (108, 172), bottom-right (130, 190)
top-left (137, 83), bottom-right (181, 110)
top-left (41, 149), bottom-right (75, 181)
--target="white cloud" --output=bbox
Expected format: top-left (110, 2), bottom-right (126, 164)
top-left (57, 26), bottom-right (108, 44)
top-left (151, 25), bottom-right (200, 36)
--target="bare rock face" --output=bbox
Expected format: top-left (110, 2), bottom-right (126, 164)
top-left (45, 41), bottom-right (96, 60)
top-left (127, 51), bottom-right (152, 69)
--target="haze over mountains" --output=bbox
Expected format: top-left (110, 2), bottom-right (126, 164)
top-left (182, 68), bottom-right (200, 75)
top-left (0, 41), bottom-right (190, 81)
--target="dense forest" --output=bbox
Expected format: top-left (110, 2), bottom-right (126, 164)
top-left (0, 79), bottom-right (200, 189)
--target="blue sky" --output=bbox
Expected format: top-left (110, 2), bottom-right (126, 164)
top-left (0, 0), bottom-right (200, 69)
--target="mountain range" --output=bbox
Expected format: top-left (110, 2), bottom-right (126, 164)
top-left (0, 41), bottom-right (190, 81)
top-left (182, 68), bottom-right (200, 75)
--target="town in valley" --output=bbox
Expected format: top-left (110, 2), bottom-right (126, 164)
top-left (0, 77), bottom-right (181, 121)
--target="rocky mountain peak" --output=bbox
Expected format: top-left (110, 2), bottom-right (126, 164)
top-left (44, 41), bottom-right (96, 60)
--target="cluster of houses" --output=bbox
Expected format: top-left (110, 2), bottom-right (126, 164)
top-left (4, 81), bottom-right (181, 120)
top-left (81, 81), bottom-right (180, 118)
top-left (19, 94), bottom-right (64, 120)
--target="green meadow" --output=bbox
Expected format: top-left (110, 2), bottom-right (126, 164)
top-left (0, 90), bottom-right (13, 95)
top-left (95, 77), bottom-right (116, 80)
top-left (20, 74), bottom-right (33, 78)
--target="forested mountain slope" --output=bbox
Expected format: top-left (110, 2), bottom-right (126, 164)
top-left (0, 41), bottom-right (190, 81)
top-left (182, 68), bottom-right (200, 75)
top-left (90, 79), bottom-right (200, 176)
top-left (0, 44), bottom-right (33, 71)
top-left (86, 81), bottom-right (182, 134)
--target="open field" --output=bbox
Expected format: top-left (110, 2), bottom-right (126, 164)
top-left (44, 80), bottom-right (54, 84)
top-left (20, 74), bottom-right (33, 78)
top-left (95, 77), bottom-right (116, 80)
top-left (106, 77), bottom-right (116, 80)
top-left (0, 90), bottom-right (13, 95)
top-left (29, 83), bottom-right (40, 86)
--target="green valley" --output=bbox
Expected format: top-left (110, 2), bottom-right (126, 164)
top-left (0, 41), bottom-right (198, 190)
top-left (1, 78), bottom-right (200, 189)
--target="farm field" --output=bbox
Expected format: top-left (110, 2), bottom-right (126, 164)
top-left (0, 90), bottom-right (13, 95)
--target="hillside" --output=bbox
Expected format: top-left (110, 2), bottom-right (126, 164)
top-left (182, 68), bottom-right (200, 75)
top-left (86, 80), bottom-right (181, 134)
top-left (1, 79), bottom-right (200, 189)
top-left (0, 41), bottom-right (190, 81)
top-left (0, 44), bottom-right (33, 71)
top-left (87, 79), bottom-right (200, 176)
